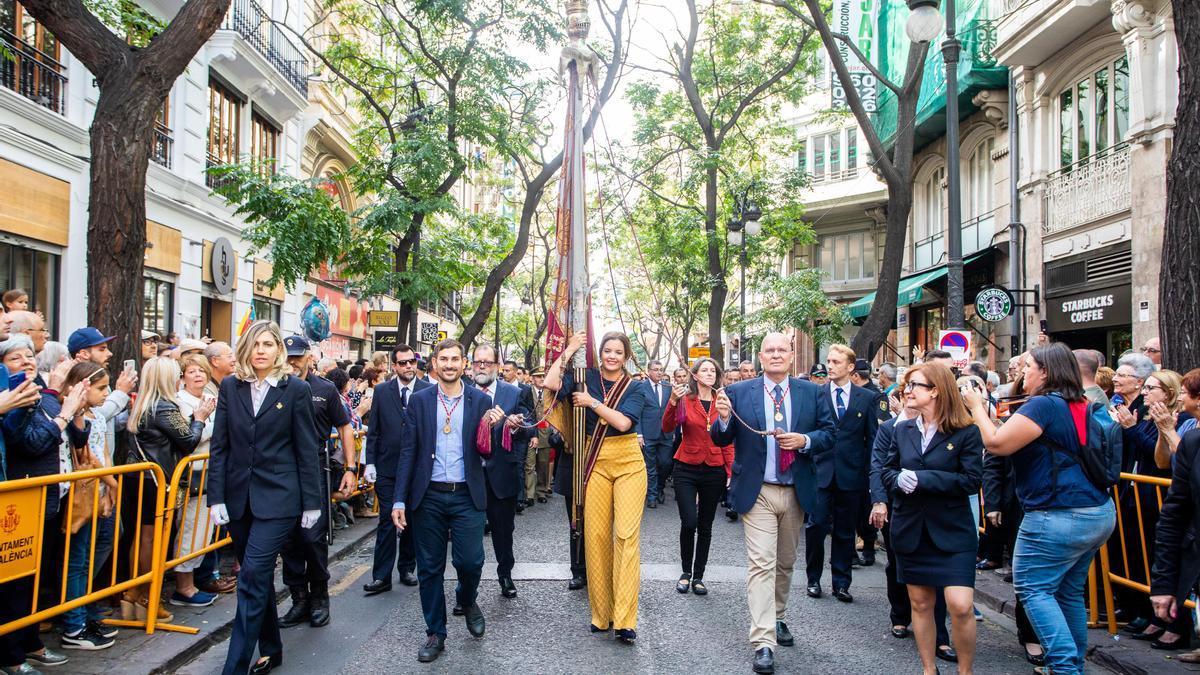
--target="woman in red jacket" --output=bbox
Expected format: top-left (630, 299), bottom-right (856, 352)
top-left (663, 357), bottom-right (734, 596)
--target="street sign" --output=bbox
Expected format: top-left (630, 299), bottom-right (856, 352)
top-left (374, 330), bottom-right (399, 350)
top-left (938, 330), bottom-right (972, 369)
top-left (437, 330), bottom-right (448, 342)
top-left (420, 322), bottom-right (439, 344)
top-left (210, 237), bottom-right (235, 295)
top-left (369, 310), bottom-right (398, 327)
top-left (688, 346), bottom-right (710, 359)
top-left (975, 286), bottom-right (1014, 323)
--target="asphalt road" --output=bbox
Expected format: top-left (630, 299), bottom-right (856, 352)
top-left (177, 489), bottom-right (1042, 674)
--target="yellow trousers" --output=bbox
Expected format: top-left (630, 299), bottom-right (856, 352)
top-left (584, 433), bottom-right (647, 630)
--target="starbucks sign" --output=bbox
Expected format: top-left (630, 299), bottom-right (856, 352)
top-left (975, 286), bottom-right (1014, 323)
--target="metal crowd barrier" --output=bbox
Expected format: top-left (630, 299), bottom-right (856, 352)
top-left (0, 463), bottom-right (167, 636)
top-left (1094, 471), bottom-right (1193, 634)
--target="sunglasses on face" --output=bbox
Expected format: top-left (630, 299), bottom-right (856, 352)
top-left (394, 358), bottom-right (416, 366)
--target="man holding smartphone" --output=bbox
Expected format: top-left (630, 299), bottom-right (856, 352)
top-left (67, 327), bottom-right (138, 447)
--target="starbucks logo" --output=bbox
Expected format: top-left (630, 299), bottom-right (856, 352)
top-left (975, 287), bottom-right (1013, 323)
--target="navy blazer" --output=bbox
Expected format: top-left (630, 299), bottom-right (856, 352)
top-left (638, 379), bottom-right (674, 443)
top-left (813, 383), bottom-right (880, 491)
top-left (869, 415), bottom-right (900, 505)
top-left (881, 420), bottom-right (983, 555)
top-left (394, 383), bottom-right (492, 512)
top-left (362, 378), bottom-right (433, 479)
top-left (208, 375), bottom-right (323, 521)
top-left (1151, 429), bottom-right (1200, 603)
top-left (710, 376), bottom-right (836, 515)
top-left (476, 380), bottom-right (532, 500)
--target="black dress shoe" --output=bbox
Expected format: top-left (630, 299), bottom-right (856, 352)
top-left (753, 647), bottom-right (775, 674)
top-left (463, 603), bottom-right (486, 638)
top-left (1131, 627), bottom-right (1165, 641)
top-left (615, 628), bottom-right (636, 644)
top-left (568, 575), bottom-right (587, 591)
top-left (691, 579), bottom-right (708, 596)
top-left (806, 583), bottom-right (822, 599)
top-left (279, 588), bottom-right (310, 627)
top-left (857, 553), bottom-right (875, 567)
top-left (891, 625), bottom-right (911, 639)
top-left (499, 576), bottom-right (518, 599)
top-left (1152, 634), bottom-right (1192, 650)
top-left (832, 587), bottom-right (853, 603)
top-left (775, 620), bottom-right (794, 647)
top-left (452, 603), bottom-right (464, 616)
top-left (309, 593), bottom-right (331, 628)
top-left (250, 654), bottom-right (281, 675)
top-left (363, 579), bottom-right (392, 595)
top-left (1122, 617), bottom-right (1152, 633)
top-left (400, 571), bottom-right (419, 587)
top-left (537, 496), bottom-right (547, 503)
top-left (590, 623), bottom-right (610, 633)
top-left (526, 499), bottom-right (536, 507)
top-left (725, 509), bottom-right (738, 522)
top-left (936, 646), bottom-right (958, 663)
top-left (417, 635), bottom-right (445, 663)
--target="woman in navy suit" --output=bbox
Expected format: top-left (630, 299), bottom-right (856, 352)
top-left (207, 321), bottom-right (322, 675)
top-left (882, 362), bottom-right (982, 675)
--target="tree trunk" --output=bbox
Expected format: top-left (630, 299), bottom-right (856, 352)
top-left (1163, 0), bottom-right (1200, 369)
top-left (704, 163), bottom-right (727, 364)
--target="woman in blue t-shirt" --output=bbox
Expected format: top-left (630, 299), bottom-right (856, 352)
top-left (963, 342), bottom-right (1116, 675)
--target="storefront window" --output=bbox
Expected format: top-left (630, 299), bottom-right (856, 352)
top-left (0, 241), bottom-right (58, 334)
top-left (252, 296), bottom-right (281, 325)
top-left (143, 277), bottom-right (173, 337)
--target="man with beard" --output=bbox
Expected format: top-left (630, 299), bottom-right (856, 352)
top-left (468, 345), bottom-right (531, 601)
top-left (363, 345), bottom-right (433, 594)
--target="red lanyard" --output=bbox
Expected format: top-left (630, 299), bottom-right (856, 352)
top-left (765, 379), bottom-right (789, 422)
top-left (438, 390), bottom-right (462, 434)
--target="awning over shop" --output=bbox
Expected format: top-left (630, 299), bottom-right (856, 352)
top-left (845, 252), bottom-right (988, 319)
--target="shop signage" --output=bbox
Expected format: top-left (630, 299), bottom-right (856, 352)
top-left (374, 330), bottom-right (399, 350)
top-left (938, 330), bottom-right (972, 369)
top-left (975, 286), bottom-right (1014, 323)
top-left (319, 336), bottom-right (350, 361)
top-left (210, 237), bottom-right (235, 295)
top-left (313, 285), bottom-right (370, 340)
top-left (369, 310), bottom-right (399, 327)
top-left (1045, 284), bottom-right (1132, 332)
top-left (0, 486), bottom-right (45, 584)
top-left (688, 346), bottom-right (710, 359)
top-left (420, 322), bottom-right (440, 344)
top-left (831, 0), bottom-right (879, 112)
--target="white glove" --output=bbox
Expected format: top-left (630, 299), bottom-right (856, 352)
top-left (210, 503), bottom-right (230, 526)
top-left (897, 469), bottom-right (918, 494)
top-left (364, 464), bottom-right (377, 483)
top-left (301, 509), bottom-right (321, 529)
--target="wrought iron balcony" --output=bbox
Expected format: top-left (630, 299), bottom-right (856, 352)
top-left (151, 124), bottom-right (173, 168)
top-left (809, 167), bottom-right (860, 185)
top-left (0, 28), bottom-right (66, 115)
top-left (222, 0), bottom-right (309, 96)
top-left (1043, 143), bottom-right (1131, 235)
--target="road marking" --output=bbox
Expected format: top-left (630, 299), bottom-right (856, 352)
top-left (329, 563), bottom-right (370, 597)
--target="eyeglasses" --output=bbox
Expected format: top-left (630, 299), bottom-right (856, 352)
top-left (473, 360), bottom-right (497, 367)
top-left (1141, 347), bottom-right (1161, 354)
top-left (903, 381), bottom-right (936, 392)
top-left (1142, 384), bottom-right (1164, 393)
top-left (394, 358), bottom-right (416, 366)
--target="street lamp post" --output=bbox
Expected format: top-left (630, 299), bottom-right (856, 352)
top-left (727, 186), bottom-right (762, 367)
top-left (907, 0), bottom-right (965, 330)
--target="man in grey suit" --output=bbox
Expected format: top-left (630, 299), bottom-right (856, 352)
top-left (639, 360), bottom-right (676, 507)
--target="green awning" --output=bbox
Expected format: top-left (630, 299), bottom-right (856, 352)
top-left (846, 266), bottom-right (948, 319)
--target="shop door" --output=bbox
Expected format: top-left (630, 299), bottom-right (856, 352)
top-left (201, 296), bottom-right (232, 342)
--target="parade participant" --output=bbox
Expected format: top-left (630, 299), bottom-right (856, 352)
top-left (805, 345), bottom-right (879, 603)
top-left (640, 360), bottom-right (675, 509)
top-left (277, 336), bottom-right (356, 630)
top-left (809, 362), bottom-right (828, 387)
top-left (391, 338), bottom-right (505, 663)
top-left (362, 345), bottom-right (431, 595)
top-left (544, 331), bottom-right (647, 644)
top-left (501, 359), bottom-right (536, 508)
top-left (207, 321), bottom-right (323, 675)
top-left (525, 369), bottom-right (553, 503)
top-left (712, 332), bottom-right (835, 674)
top-left (663, 357), bottom-right (732, 596)
top-left (881, 362), bottom-right (982, 675)
top-left (469, 344), bottom-right (530, 600)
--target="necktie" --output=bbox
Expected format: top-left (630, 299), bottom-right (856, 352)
top-left (401, 386), bottom-right (409, 409)
top-left (774, 384), bottom-right (793, 474)
top-left (835, 387), bottom-right (846, 419)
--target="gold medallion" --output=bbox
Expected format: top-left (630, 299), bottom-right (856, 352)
top-left (774, 412), bottom-right (784, 422)
top-left (443, 423), bottom-right (452, 434)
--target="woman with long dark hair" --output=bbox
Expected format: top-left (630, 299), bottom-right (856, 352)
top-left (963, 342), bottom-right (1116, 675)
top-left (662, 357), bottom-right (732, 596)
top-left (208, 321), bottom-right (321, 675)
top-left (544, 331), bottom-right (646, 643)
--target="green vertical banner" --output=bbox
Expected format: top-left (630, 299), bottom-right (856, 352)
top-left (831, 0), bottom-right (880, 112)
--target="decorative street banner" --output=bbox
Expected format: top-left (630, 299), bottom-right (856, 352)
top-left (0, 486), bottom-right (45, 584)
top-left (831, 0), bottom-right (879, 113)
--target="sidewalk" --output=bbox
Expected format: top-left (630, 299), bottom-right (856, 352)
top-left (973, 566), bottom-right (1200, 675)
top-left (45, 518), bottom-right (378, 675)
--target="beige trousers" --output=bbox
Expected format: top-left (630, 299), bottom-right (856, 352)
top-left (742, 483), bottom-right (804, 649)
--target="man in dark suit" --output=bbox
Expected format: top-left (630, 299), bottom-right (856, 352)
top-left (392, 338), bottom-right (506, 663)
top-left (362, 345), bottom-right (432, 595)
top-left (712, 332), bottom-right (836, 675)
top-left (502, 359), bottom-right (536, 508)
top-left (639, 360), bottom-right (675, 508)
top-left (470, 344), bottom-right (531, 599)
top-left (805, 346), bottom-right (880, 603)
top-left (849, 358), bottom-right (889, 567)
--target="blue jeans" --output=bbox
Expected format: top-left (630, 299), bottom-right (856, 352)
top-left (1013, 501), bottom-right (1115, 675)
top-left (61, 514), bottom-right (115, 633)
